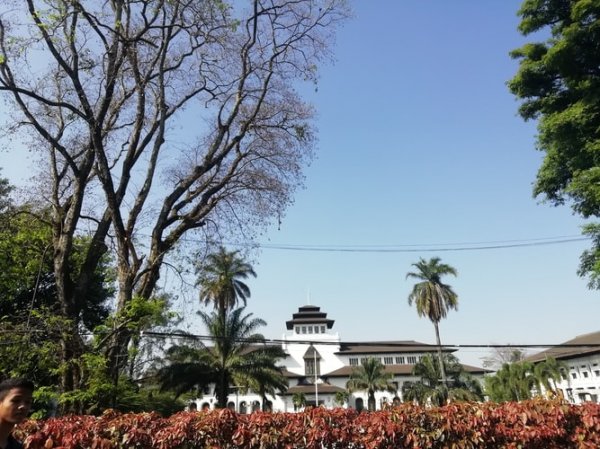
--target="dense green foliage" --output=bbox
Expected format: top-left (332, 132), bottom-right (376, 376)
top-left (402, 354), bottom-right (484, 406)
top-left (509, 0), bottom-right (600, 286)
top-left (346, 357), bottom-right (396, 411)
top-left (0, 210), bottom-right (113, 328)
top-left (578, 223), bottom-right (600, 289)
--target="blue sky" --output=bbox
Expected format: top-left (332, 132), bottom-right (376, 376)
top-left (237, 1), bottom-right (599, 366)
top-left (1, 1), bottom-right (598, 367)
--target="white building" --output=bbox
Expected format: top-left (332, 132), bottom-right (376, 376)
top-left (191, 304), bottom-right (487, 412)
top-left (527, 330), bottom-right (600, 404)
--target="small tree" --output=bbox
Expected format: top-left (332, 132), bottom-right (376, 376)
top-left (334, 390), bottom-right (349, 407)
top-left (292, 392), bottom-right (306, 411)
top-left (481, 347), bottom-right (527, 370)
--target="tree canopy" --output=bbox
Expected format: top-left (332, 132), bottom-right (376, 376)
top-left (0, 0), bottom-right (348, 398)
top-left (508, 0), bottom-right (600, 287)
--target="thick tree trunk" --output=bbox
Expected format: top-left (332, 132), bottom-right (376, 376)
top-left (216, 371), bottom-right (229, 409)
top-left (106, 269), bottom-right (135, 404)
top-left (433, 321), bottom-right (448, 386)
top-left (53, 220), bottom-right (84, 413)
top-left (367, 392), bottom-right (376, 411)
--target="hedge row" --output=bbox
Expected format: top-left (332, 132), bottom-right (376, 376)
top-left (16, 399), bottom-right (600, 449)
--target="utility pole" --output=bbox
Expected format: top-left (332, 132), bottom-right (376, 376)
top-left (314, 344), bottom-right (319, 406)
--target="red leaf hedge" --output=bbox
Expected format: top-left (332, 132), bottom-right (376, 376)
top-left (15, 399), bottom-right (600, 449)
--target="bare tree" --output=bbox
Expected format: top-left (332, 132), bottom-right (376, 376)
top-left (0, 0), bottom-right (348, 401)
top-left (481, 347), bottom-right (527, 370)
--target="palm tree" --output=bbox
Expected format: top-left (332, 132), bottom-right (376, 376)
top-left (533, 357), bottom-right (566, 398)
top-left (346, 357), bottom-right (397, 411)
top-left (157, 307), bottom-right (287, 408)
top-left (484, 361), bottom-right (537, 402)
top-left (406, 257), bottom-right (458, 385)
top-left (197, 247), bottom-right (257, 322)
top-left (402, 354), bottom-right (482, 406)
top-left (153, 344), bottom-right (217, 398)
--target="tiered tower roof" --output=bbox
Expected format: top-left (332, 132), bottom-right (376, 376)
top-left (285, 305), bottom-right (334, 330)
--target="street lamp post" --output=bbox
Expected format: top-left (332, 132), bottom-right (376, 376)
top-left (313, 344), bottom-right (319, 406)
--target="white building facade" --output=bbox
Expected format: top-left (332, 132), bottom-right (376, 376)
top-left (191, 305), bottom-right (487, 412)
top-left (527, 331), bottom-right (600, 404)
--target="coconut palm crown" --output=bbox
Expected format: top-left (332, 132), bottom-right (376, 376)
top-left (197, 247), bottom-right (257, 321)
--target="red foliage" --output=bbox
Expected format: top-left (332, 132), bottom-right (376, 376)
top-left (16, 400), bottom-right (600, 449)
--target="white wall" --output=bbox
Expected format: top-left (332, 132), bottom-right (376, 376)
top-left (554, 354), bottom-right (600, 404)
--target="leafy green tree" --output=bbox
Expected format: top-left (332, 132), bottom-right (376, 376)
top-left (157, 307), bottom-right (287, 409)
top-left (197, 247), bottom-right (256, 322)
top-left (402, 354), bottom-right (483, 406)
top-left (406, 257), bottom-right (459, 385)
top-left (0, 0), bottom-right (348, 395)
top-left (0, 212), bottom-right (114, 331)
top-left (0, 168), bottom-right (12, 214)
top-left (346, 357), bottom-right (396, 411)
top-left (578, 224), bottom-right (600, 289)
top-left (508, 0), bottom-right (600, 287)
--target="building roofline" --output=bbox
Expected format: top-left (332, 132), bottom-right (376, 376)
top-left (334, 341), bottom-right (455, 355)
top-left (525, 330), bottom-right (600, 363)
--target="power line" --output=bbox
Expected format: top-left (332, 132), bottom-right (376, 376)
top-left (171, 234), bottom-right (590, 253)
top-left (139, 331), bottom-right (600, 349)
top-left (253, 237), bottom-right (589, 253)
